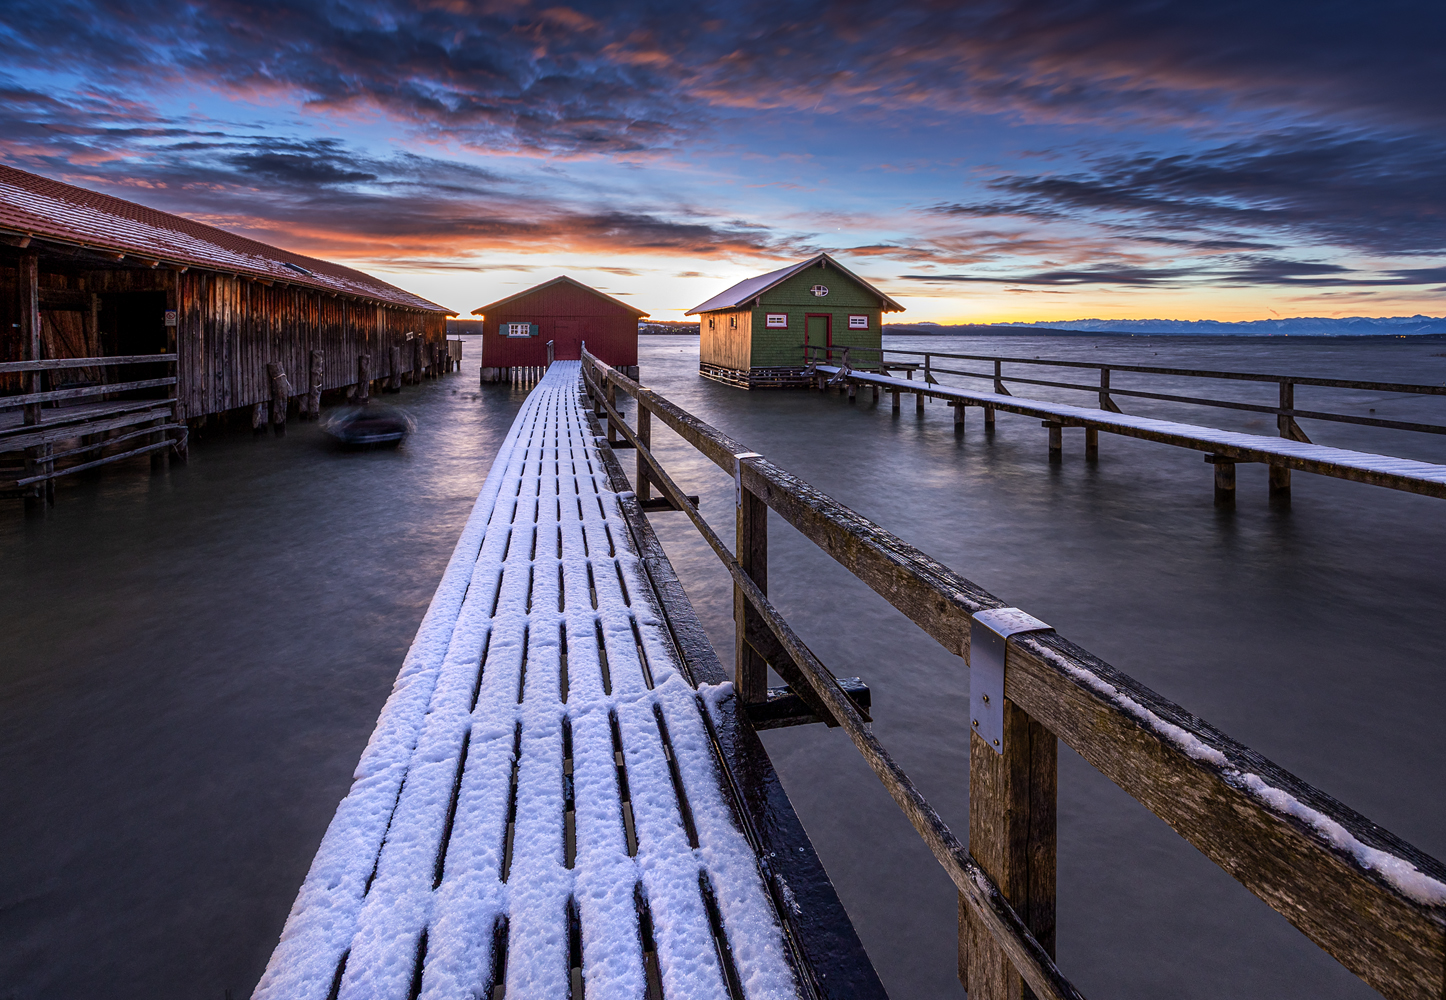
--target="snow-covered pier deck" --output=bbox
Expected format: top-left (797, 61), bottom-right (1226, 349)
top-left (255, 361), bottom-right (880, 1000)
top-left (814, 363), bottom-right (1446, 501)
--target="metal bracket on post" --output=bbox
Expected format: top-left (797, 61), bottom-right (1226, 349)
top-left (733, 452), bottom-right (762, 506)
top-left (970, 608), bottom-right (1053, 755)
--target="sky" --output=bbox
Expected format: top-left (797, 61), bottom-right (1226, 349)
top-left (1, 0), bottom-right (1444, 323)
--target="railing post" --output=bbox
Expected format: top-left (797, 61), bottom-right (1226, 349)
top-left (606, 380), bottom-right (618, 443)
top-left (1271, 380), bottom-right (1292, 497)
top-left (18, 254), bottom-right (54, 508)
top-left (993, 358), bottom-right (1004, 395)
top-left (547, 339), bottom-right (555, 367)
top-left (734, 461), bottom-right (768, 706)
top-left (637, 402), bottom-right (652, 503)
top-left (962, 696), bottom-right (1058, 999)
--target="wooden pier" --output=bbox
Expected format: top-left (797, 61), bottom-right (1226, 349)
top-left (256, 361), bottom-right (881, 999)
top-left (576, 350), bottom-right (1445, 1000)
top-left (806, 347), bottom-right (1446, 503)
top-left (261, 354), bottom-right (1445, 1000)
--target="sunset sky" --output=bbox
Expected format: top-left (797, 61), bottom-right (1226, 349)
top-left (2, 1), bottom-right (1443, 322)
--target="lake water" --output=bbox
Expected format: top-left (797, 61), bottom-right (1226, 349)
top-left (2, 333), bottom-right (1443, 998)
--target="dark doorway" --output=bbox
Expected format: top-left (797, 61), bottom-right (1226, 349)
top-left (98, 291), bottom-right (168, 397)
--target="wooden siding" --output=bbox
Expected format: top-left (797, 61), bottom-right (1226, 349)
top-left (700, 308), bottom-right (752, 371)
top-left (478, 280), bottom-right (640, 368)
top-left (2, 257), bottom-right (446, 419)
top-left (748, 261), bottom-right (883, 368)
top-left (176, 272), bottom-right (445, 419)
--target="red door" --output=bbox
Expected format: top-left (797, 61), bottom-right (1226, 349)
top-left (552, 319), bottom-right (581, 360)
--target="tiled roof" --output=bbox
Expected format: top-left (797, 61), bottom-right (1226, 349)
top-left (0, 165), bottom-right (451, 314)
top-left (686, 252), bottom-right (905, 314)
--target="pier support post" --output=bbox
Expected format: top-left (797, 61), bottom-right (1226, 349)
top-left (1085, 427), bottom-right (1099, 461)
top-left (953, 400), bottom-right (965, 435)
top-left (307, 350), bottom-right (324, 419)
top-left (962, 705), bottom-right (1057, 1000)
top-left (356, 354), bottom-right (371, 405)
top-left (412, 336), bottom-right (423, 384)
top-left (734, 473), bottom-right (769, 706)
top-left (848, 383), bottom-right (856, 404)
top-left (388, 345), bottom-right (403, 392)
top-left (1206, 454), bottom-right (1236, 505)
top-left (984, 405), bottom-right (996, 432)
top-left (1044, 421), bottom-right (1063, 463)
top-left (251, 401), bottom-right (266, 434)
top-left (872, 385), bottom-right (879, 404)
top-left (891, 388), bottom-right (900, 415)
top-left (1269, 463), bottom-right (1291, 499)
top-left (916, 389), bottom-right (926, 415)
top-left (268, 362), bottom-right (293, 436)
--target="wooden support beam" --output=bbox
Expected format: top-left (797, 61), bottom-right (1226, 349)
top-left (891, 388), bottom-right (901, 415)
top-left (963, 711), bottom-right (1058, 1000)
top-left (356, 354), bottom-right (371, 405)
top-left (872, 384), bottom-right (880, 404)
top-left (1085, 427), bottom-right (1098, 461)
top-left (389, 344), bottom-right (403, 392)
top-left (917, 389), bottom-right (926, 414)
top-left (1206, 454), bottom-right (1236, 505)
top-left (268, 362), bottom-right (292, 436)
top-left (307, 350), bottom-right (324, 420)
top-left (985, 404), bottom-right (996, 430)
top-left (735, 477), bottom-right (769, 706)
top-left (1044, 421), bottom-right (1063, 463)
top-left (953, 400), bottom-right (966, 435)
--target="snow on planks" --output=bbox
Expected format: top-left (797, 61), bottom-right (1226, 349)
top-left (256, 361), bottom-right (796, 1000)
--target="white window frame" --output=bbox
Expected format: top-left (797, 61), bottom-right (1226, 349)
top-left (766, 313), bottom-right (788, 328)
top-left (505, 322), bottom-right (534, 338)
top-left (848, 314), bottom-right (869, 329)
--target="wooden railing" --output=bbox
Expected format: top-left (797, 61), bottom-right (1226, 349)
top-left (581, 349), bottom-right (1446, 1000)
top-left (1, 354), bottom-right (185, 503)
top-left (801, 343), bottom-right (1446, 440)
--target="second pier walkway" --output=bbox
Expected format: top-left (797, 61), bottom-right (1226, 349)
top-left (255, 361), bottom-right (877, 999)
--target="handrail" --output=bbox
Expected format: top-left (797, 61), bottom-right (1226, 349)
top-left (582, 348), bottom-right (1446, 1000)
top-left (0, 353), bottom-right (177, 374)
top-left (801, 342), bottom-right (1446, 395)
top-left (0, 377), bottom-right (178, 409)
top-left (801, 344), bottom-right (1446, 438)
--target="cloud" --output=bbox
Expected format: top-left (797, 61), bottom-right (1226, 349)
top-left (934, 131), bottom-right (1446, 256)
top-left (902, 258), bottom-right (1446, 289)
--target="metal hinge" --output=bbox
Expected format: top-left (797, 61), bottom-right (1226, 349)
top-left (970, 608), bottom-right (1053, 755)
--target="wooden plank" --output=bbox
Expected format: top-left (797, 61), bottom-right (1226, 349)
top-left (1, 377), bottom-right (178, 407)
top-left (13, 438), bottom-right (175, 486)
top-left (0, 353), bottom-right (176, 374)
top-left (0, 403), bottom-right (176, 450)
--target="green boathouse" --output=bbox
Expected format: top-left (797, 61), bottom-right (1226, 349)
top-left (687, 252), bottom-right (905, 388)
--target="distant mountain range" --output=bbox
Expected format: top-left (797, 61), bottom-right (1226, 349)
top-left (889, 315), bottom-right (1446, 337)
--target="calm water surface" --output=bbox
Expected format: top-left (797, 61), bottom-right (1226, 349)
top-left (2, 333), bottom-right (1443, 998)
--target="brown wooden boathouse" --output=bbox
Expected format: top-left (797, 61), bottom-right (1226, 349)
top-left (1, 165), bottom-right (454, 505)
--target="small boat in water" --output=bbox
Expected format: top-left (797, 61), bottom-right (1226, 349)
top-left (320, 404), bottom-right (415, 447)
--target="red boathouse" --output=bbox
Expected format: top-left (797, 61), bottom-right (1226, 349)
top-left (472, 276), bottom-right (645, 382)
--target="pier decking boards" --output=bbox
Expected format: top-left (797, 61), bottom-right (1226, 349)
top-left (257, 361), bottom-right (864, 1000)
top-left (816, 365), bottom-right (1446, 498)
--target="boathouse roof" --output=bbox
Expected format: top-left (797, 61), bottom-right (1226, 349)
top-left (0, 164), bottom-right (451, 314)
top-left (686, 252), bottom-right (905, 315)
top-left (470, 275), bottom-right (649, 318)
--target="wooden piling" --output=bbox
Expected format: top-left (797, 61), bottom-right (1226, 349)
top-left (251, 401), bottom-right (267, 434)
top-left (872, 384), bottom-right (880, 404)
top-left (985, 405), bottom-right (996, 431)
top-left (917, 389), bottom-right (926, 414)
top-left (18, 254), bottom-right (51, 508)
top-left (1044, 421), bottom-right (1063, 463)
top-left (306, 350), bottom-right (324, 419)
top-left (848, 383), bottom-right (857, 404)
top-left (356, 354), bottom-right (371, 405)
top-left (953, 401), bottom-right (966, 435)
top-left (1206, 454), bottom-right (1236, 505)
top-left (411, 336), bottom-right (423, 384)
top-left (1085, 427), bottom-right (1098, 461)
top-left (892, 388), bottom-right (901, 414)
top-left (388, 345), bottom-right (402, 392)
top-left (267, 362), bottom-right (293, 436)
